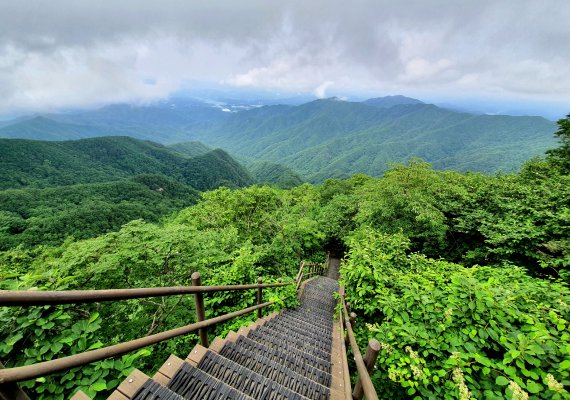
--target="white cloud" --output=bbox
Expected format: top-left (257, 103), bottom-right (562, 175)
top-left (229, 61), bottom-right (293, 88)
top-left (0, 0), bottom-right (569, 115)
top-left (314, 81), bottom-right (334, 98)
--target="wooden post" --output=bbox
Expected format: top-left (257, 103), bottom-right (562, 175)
top-left (352, 339), bottom-right (381, 400)
top-left (257, 277), bottom-right (263, 319)
top-left (296, 261), bottom-right (305, 285)
top-left (345, 312), bottom-right (356, 346)
top-left (0, 363), bottom-right (30, 400)
top-left (191, 272), bottom-right (208, 347)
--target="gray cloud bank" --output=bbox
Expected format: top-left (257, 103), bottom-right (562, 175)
top-left (0, 0), bottom-right (569, 115)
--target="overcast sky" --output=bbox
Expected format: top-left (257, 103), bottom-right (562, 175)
top-left (0, 0), bottom-right (569, 117)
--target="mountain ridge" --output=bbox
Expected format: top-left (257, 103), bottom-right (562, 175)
top-left (0, 96), bottom-right (558, 181)
top-left (189, 100), bottom-right (556, 180)
top-left (0, 136), bottom-right (253, 191)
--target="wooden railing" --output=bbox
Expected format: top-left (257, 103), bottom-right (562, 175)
top-left (1, 258), bottom-right (380, 400)
top-left (339, 285), bottom-right (380, 400)
top-left (0, 272), bottom-right (292, 397)
top-left (295, 260), bottom-right (326, 290)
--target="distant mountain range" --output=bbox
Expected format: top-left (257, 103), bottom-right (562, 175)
top-left (0, 95), bottom-right (558, 181)
top-left (189, 97), bottom-right (557, 181)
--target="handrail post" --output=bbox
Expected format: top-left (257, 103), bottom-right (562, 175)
top-left (0, 363), bottom-right (30, 400)
top-left (191, 272), bottom-right (208, 347)
top-left (352, 339), bottom-right (381, 400)
top-left (296, 261), bottom-right (305, 286)
top-left (345, 312), bottom-right (356, 346)
top-left (257, 277), bottom-right (263, 319)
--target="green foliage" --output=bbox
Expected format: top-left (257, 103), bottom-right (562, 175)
top-left (341, 228), bottom-right (570, 399)
top-left (448, 160), bottom-right (570, 279)
top-left (189, 99), bottom-right (557, 181)
top-left (546, 114), bottom-right (570, 173)
top-left (0, 270), bottom-right (151, 400)
top-left (0, 175), bottom-right (199, 249)
top-left (0, 136), bottom-right (253, 190)
top-left (316, 158), bottom-right (569, 280)
top-left (168, 141), bottom-right (213, 158)
top-left (1, 122), bottom-right (569, 399)
top-left (247, 160), bottom-right (305, 189)
top-left (352, 160), bottom-right (460, 254)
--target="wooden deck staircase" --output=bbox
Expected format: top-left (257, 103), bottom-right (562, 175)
top-left (84, 277), bottom-right (346, 400)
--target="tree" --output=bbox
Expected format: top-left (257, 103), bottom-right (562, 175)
top-left (546, 113), bottom-right (570, 173)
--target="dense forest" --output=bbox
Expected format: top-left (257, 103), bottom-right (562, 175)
top-left (0, 115), bottom-right (568, 399)
top-left (0, 137), bottom-right (303, 251)
top-left (186, 98), bottom-right (557, 181)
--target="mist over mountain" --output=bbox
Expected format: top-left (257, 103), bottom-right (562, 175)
top-left (363, 95), bottom-right (424, 108)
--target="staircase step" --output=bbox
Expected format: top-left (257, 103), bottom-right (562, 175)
top-left (228, 333), bottom-right (331, 374)
top-left (254, 324), bottom-right (332, 353)
top-left (279, 312), bottom-right (333, 331)
top-left (132, 379), bottom-right (183, 400)
top-left (101, 276), bottom-right (343, 400)
top-left (196, 348), bottom-right (309, 400)
top-left (264, 314), bottom-right (332, 335)
top-left (167, 362), bottom-right (253, 400)
top-left (248, 326), bottom-right (331, 359)
top-left (153, 354), bottom-right (185, 387)
top-left (283, 310), bottom-right (332, 327)
top-left (216, 341), bottom-right (330, 399)
top-left (108, 369), bottom-right (164, 400)
top-left (263, 318), bottom-right (333, 343)
top-left (246, 326), bottom-right (331, 362)
top-left (220, 342), bottom-right (331, 390)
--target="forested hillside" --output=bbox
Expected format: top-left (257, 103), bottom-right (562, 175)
top-left (0, 116), bottom-right (107, 141)
top-left (0, 136), bottom-right (253, 190)
top-left (0, 137), bottom-right (255, 250)
top-left (167, 141), bottom-right (212, 157)
top-left (0, 175), bottom-right (199, 250)
top-left (191, 98), bottom-right (557, 181)
top-left (246, 160), bottom-right (305, 188)
top-left (1, 115), bottom-right (568, 399)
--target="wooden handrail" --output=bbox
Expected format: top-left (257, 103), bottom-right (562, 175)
top-left (0, 261), bottom-right (326, 392)
top-left (337, 289), bottom-right (353, 399)
top-left (0, 282), bottom-right (290, 306)
top-left (0, 301), bottom-right (275, 384)
top-left (0, 272), bottom-right (293, 387)
top-left (295, 260), bottom-right (326, 290)
top-left (340, 285), bottom-right (379, 400)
